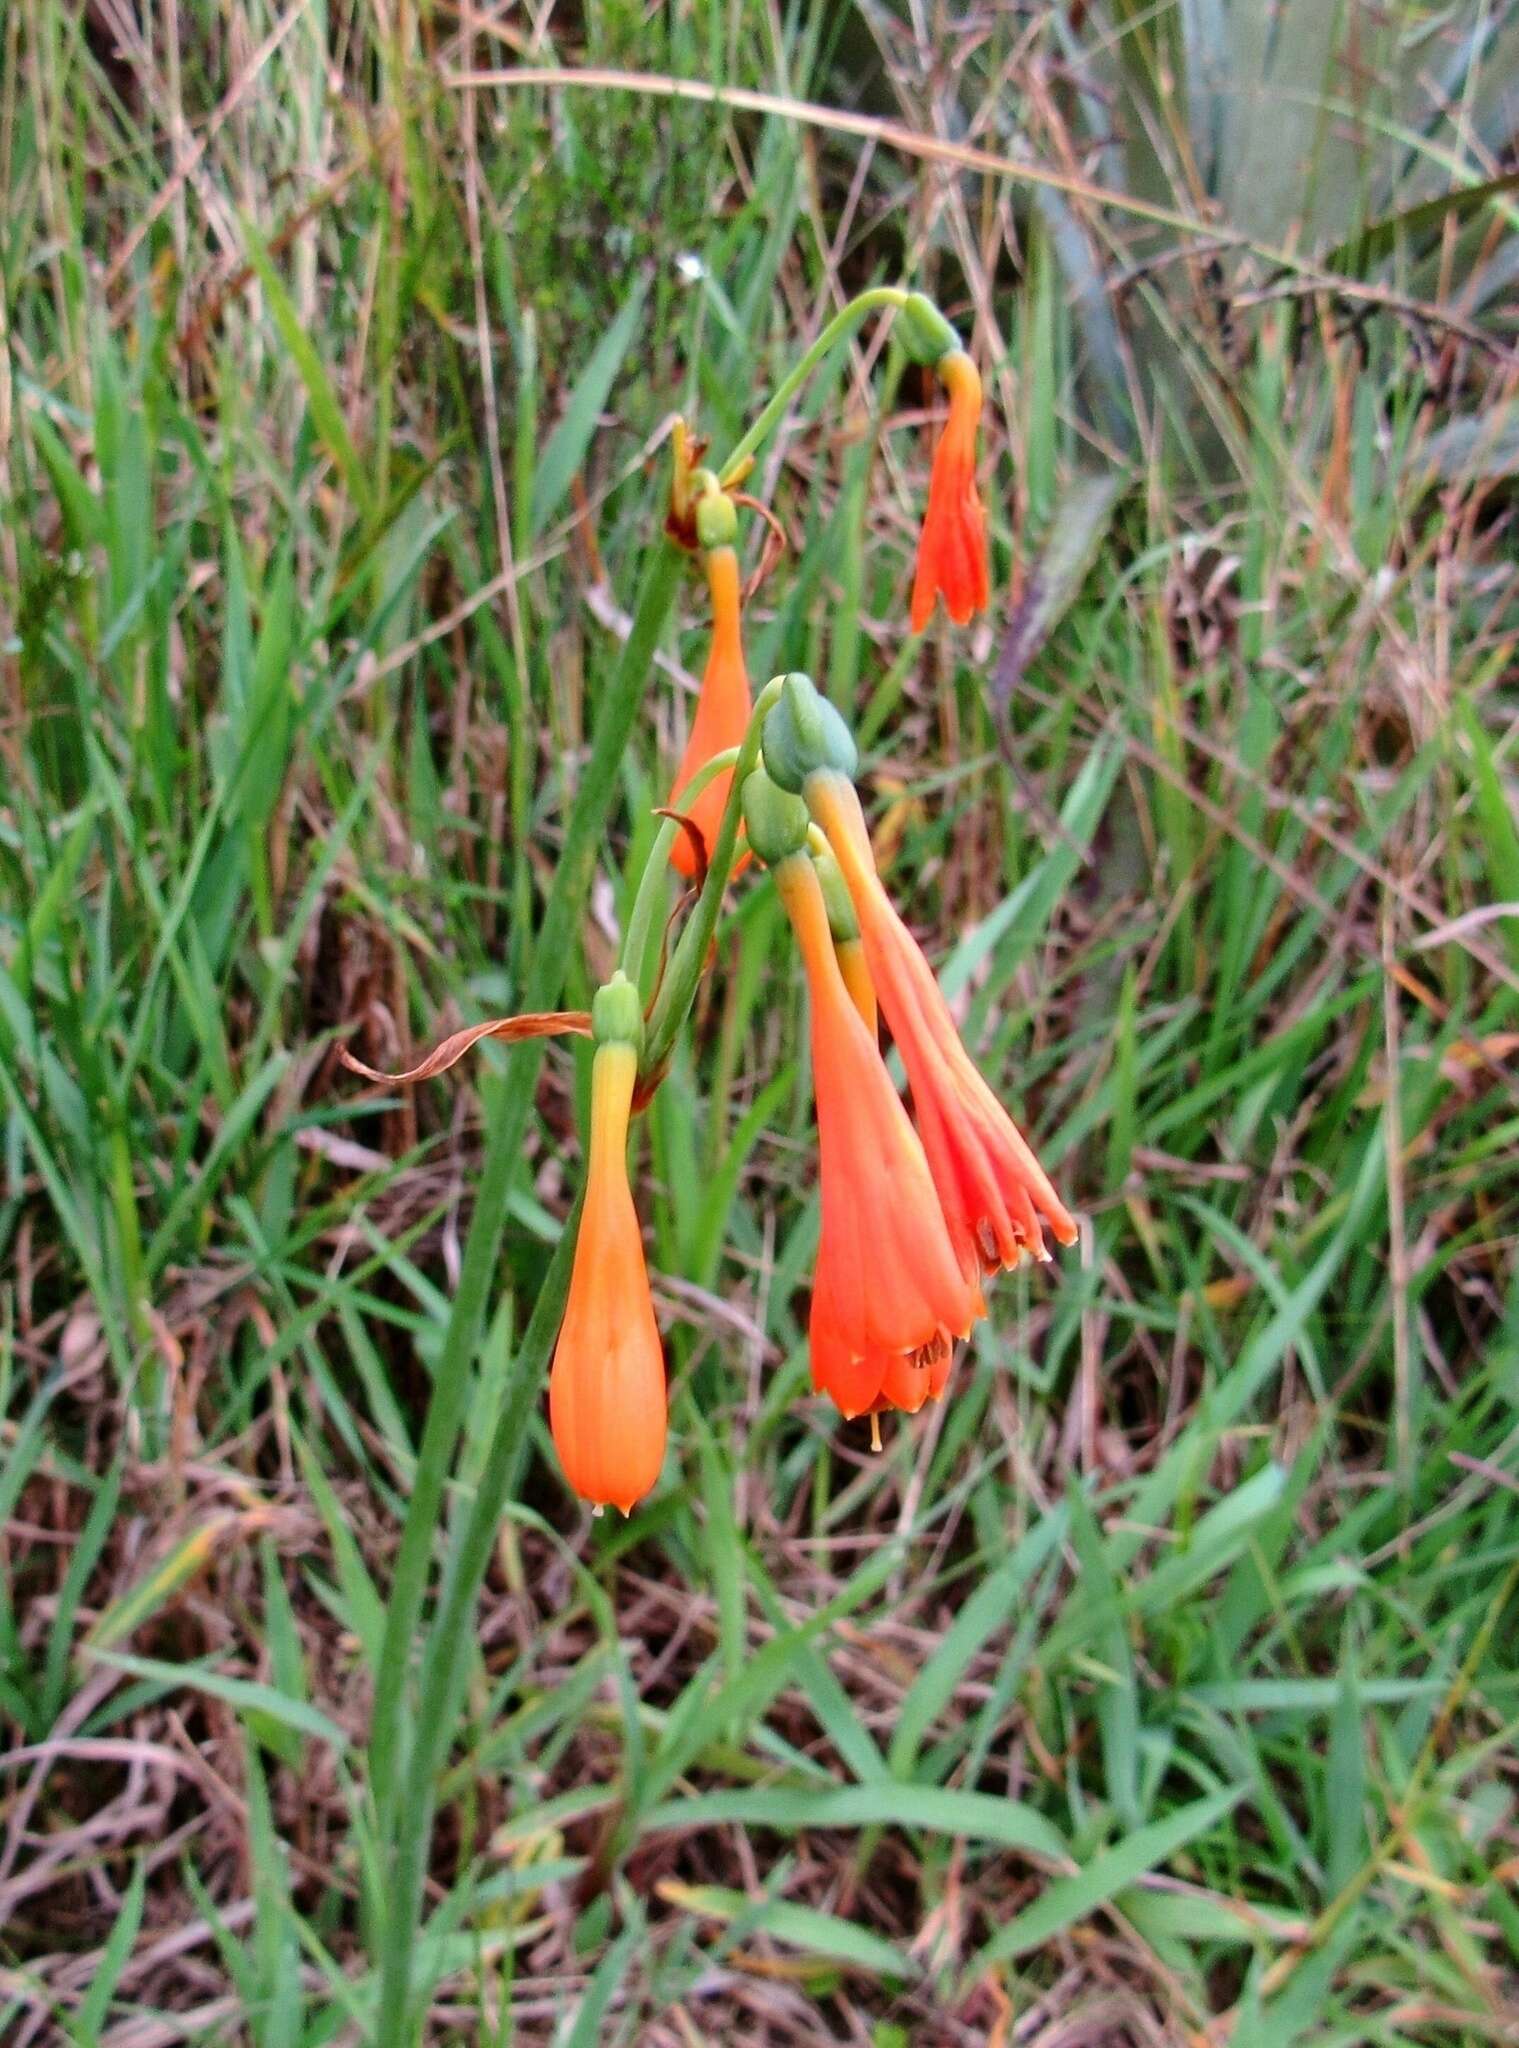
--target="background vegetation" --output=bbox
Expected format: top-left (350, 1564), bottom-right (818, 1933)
top-left (4, 2), bottom-right (1519, 2041)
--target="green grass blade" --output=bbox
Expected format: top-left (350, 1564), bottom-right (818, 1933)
top-left (529, 278), bottom-right (650, 538)
top-left (974, 1786), bottom-right (1246, 1969)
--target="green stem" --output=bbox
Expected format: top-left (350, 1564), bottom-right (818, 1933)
top-left (367, 540), bottom-right (682, 1833)
top-left (374, 1208), bottom-right (580, 2048)
top-left (618, 744), bottom-right (742, 989)
top-left (715, 286), bottom-right (908, 487)
top-left (642, 677), bottom-right (784, 1073)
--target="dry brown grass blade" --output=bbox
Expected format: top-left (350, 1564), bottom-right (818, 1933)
top-left (444, 62), bottom-right (1221, 237)
top-left (101, 0), bottom-right (312, 295)
top-left (176, 153), bottom-right (371, 361)
top-left (446, 65), bottom-right (1514, 362)
top-left (337, 1012), bottom-right (592, 1085)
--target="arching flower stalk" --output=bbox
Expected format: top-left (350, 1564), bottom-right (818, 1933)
top-left (345, 288), bottom-right (1079, 2037)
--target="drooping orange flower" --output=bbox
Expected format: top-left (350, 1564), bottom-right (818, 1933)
top-left (774, 851), bottom-right (978, 1418)
top-left (669, 544), bottom-right (751, 877)
top-left (809, 772), bottom-right (1077, 1279)
top-left (909, 349), bottom-right (990, 634)
top-left (548, 1040), bottom-right (667, 1512)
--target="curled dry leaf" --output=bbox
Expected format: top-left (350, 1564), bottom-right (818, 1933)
top-left (652, 805), bottom-right (710, 894)
top-left (337, 1011), bottom-right (592, 1086)
top-left (730, 491), bottom-right (789, 599)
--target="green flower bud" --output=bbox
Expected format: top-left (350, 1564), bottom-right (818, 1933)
top-left (694, 490), bottom-right (739, 550)
top-left (591, 970), bottom-right (644, 1052)
top-left (741, 768), bottom-right (811, 867)
top-left (760, 672), bottom-right (858, 796)
top-left (897, 291), bottom-right (962, 368)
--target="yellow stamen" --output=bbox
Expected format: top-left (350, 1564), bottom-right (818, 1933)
top-left (869, 1414), bottom-right (883, 1453)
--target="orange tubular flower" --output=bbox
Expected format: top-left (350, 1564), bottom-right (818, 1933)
top-left (809, 772), bottom-right (1078, 1279)
top-left (774, 851), bottom-right (978, 1418)
top-left (548, 1038), bottom-right (666, 1513)
top-left (669, 543), bottom-right (751, 878)
top-left (909, 349), bottom-right (990, 634)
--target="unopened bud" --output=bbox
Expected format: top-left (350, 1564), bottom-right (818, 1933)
top-left (897, 292), bottom-right (962, 368)
top-left (741, 768), bottom-right (810, 867)
top-left (591, 971), bottom-right (644, 1052)
top-left (695, 490), bottom-right (739, 550)
top-left (760, 673), bottom-right (858, 795)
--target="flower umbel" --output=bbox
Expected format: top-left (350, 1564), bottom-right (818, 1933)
top-left (808, 769), bottom-right (1078, 1279)
top-left (339, 289), bottom-right (1091, 2021)
top-left (347, 288), bottom-right (1069, 1549)
top-left (772, 847), bottom-right (977, 1417)
top-left (548, 987), bottom-right (666, 1513)
top-left (910, 348), bottom-right (990, 634)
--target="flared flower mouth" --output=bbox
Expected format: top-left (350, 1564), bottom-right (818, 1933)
top-left (870, 1331), bottom-right (954, 1416)
top-left (909, 349), bottom-right (990, 634)
top-left (811, 1289), bottom-right (956, 1420)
